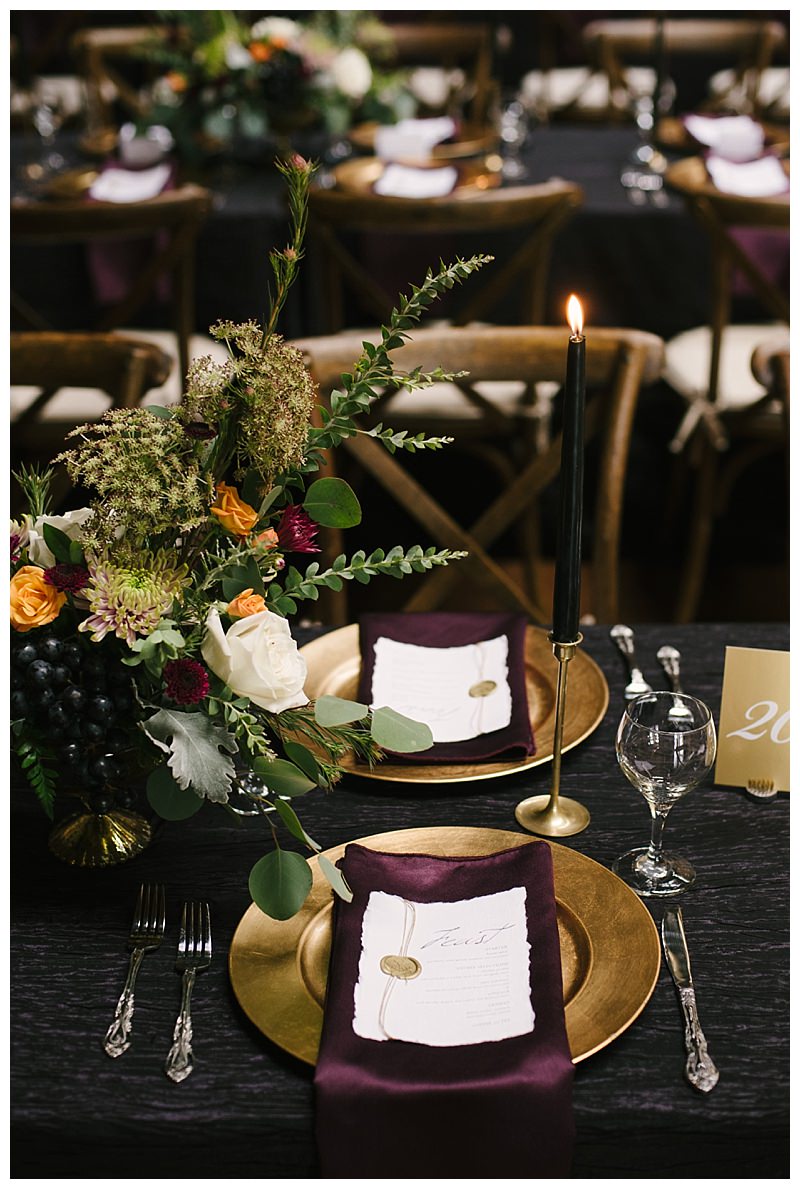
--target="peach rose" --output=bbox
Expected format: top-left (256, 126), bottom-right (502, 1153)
top-left (227, 588), bottom-right (268, 618)
top-left (254, 528), bottom-right (279, 550)
top-left (210, 482), bottom-right (259, 536)
top-left (11, 566), bottom-right (66, 632)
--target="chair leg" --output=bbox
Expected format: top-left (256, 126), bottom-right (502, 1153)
top-left (674, 441), bottom-right (719, 623)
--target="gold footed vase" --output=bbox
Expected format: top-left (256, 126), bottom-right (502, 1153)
top-left (48, 807), bottom-right (152, 868)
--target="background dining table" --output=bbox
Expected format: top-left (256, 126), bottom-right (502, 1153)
top-left (10, 123), bottom-right (715, 342)
top-left (10, 621), bottom-right (789, 1179)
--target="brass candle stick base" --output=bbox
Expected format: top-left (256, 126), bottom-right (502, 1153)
top-left (515, 634), bottom-right (591, 838)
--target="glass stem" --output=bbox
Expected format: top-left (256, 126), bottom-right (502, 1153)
top-left (647, 808), bottom-right (670, 863)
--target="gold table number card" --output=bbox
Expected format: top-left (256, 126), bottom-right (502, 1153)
top-left (715, 646), bottom-right (790, 793)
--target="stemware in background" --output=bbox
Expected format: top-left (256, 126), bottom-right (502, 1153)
top-left (496, 95), bottom-right (530, 181)
top-left (613, 691), bottom-right (717, 897)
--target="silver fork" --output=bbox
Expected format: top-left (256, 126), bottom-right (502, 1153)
top-left (164, 900), bottom-right (212, 1083)
top-left (103, 883), bottom-right (166, 1058)
top-left (610, 624), bottom-right (653, 700)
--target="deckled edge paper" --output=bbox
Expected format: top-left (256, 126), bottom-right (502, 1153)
top-left (353, 887), bottom-right (534, 1047)
top-left (370, 634), bottom-right (512, 743)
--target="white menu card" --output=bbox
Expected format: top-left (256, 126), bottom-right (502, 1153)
top-left (353, 887), bottom-right (534, 1046)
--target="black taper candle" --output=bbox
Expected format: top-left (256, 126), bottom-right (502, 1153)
top-left (552, 297), bottom-right (586, 643)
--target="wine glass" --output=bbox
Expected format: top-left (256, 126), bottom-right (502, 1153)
top-left (613, 691), bottom-right (717, 897)
top-left (497, 97), bottom-right (529, 180)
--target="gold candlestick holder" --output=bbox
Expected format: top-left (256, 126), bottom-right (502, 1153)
top-left (515, 633), bottom-right (591, 837)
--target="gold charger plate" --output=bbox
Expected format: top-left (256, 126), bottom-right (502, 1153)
top-left (332, 155), bottom-right (501, 197)
top-left (300, 624), bottom-right (609, 783)
top-left (229, 825), bottom-right (661, 1065)
top-left (43, 167), bottom-right (99, 199)
top-left (348, 121), bottom-right (499, 162)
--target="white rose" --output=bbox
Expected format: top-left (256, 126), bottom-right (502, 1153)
top-left (250, 16), bottom-right (300, 45)
top-left (225, 40), bottom-right (252, 71)
top-left (201, 607), bottom-right (308, 714)
top-left (27, 508), bottom-right (93, 568)
top-left (329, 47), bottom-right (373, 100)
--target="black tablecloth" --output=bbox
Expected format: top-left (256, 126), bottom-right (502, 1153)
top-left (10, 125), bottom-right (711, 341)
top-left (10, 622), bottom-right (789, 1179)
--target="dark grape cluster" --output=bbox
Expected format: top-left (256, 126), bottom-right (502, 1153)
top-left (11, 631), bottom-right (141, 814)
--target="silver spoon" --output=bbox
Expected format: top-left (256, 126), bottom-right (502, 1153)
top-left (657, 645), bottom-right (694, 721)
top-left (610, 625), bottom-right (653, 701)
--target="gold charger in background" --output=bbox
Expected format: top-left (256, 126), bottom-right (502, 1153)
top-left (348, 121), bottom-right (499, 161)
top-left (43, 168), bottom-right (99, 199)
top-left (332, 156), bottom-right (501, 196)
top-left (300, 624), bottom-right (609, 783)
top-left (228, 825), bottom-right (661, 1065)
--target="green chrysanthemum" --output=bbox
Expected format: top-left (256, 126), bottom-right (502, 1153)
top-left (80, 552), bottom-right (188, 647)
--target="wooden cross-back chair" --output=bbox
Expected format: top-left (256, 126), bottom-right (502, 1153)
top-left (71, 25), bottom-right (155, 129)
top-left (308, 179), bottom-right (584, 333)
top-left (11, 183), bottom-right (213, 390)
top-left (362, 21), bottom-right (495, 124)
top-left (662, 156), bottom-right (789, 622)
top-left (11, 330), bottom-right (173, 509)
top-left (293, 325), bottom-right (664, 626)
top-left (582, 18), bottom-right (787, 121)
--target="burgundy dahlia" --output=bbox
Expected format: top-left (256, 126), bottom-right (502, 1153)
top-left (276, 504), bottom-right (320, 553)
top-left (44, 564), bottom-right (90, 593)
top-left (163, 659), bottom-right (210, 705)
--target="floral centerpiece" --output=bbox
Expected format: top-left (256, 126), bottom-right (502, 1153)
top-left (10, 154), bottom-right (489, 919)
top-left (142, 10), bottom-right (415, 156)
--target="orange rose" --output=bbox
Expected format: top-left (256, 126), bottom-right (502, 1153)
top-left (249, 42), bottom-right (273, 62)
top-left (166, 70), bottom-right (188, 94)
top-left (210, 482), bottom-right (259, 536)
top-left (10, 566), bottom-right (66, 633)
top-left (227, 588), bottom-right (267, 618)
top-left (254, 528), bottom-right (279, 551)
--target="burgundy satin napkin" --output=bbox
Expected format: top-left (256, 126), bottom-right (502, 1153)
top-left (314, 840), bottom-right (575, 1178)
top-left (357, 611), bottom-right (535, 762)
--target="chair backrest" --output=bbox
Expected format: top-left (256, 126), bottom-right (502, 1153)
top-left (363, 21), bottom-right (495, 123)
top-left (71, 25), bottom-right (155, 128)
top-left (308, 180), bottom-right (584, 333)
top-left (665, 156), bottom-right (789, 407)
top-left (293, 325), bottom-right (664, 625)
top-left (11, 330), bottom-right (173, 508)
top-left (11, 183), bottom-right (213, 386)
top-left (583, 18), bottom-right (787, 118)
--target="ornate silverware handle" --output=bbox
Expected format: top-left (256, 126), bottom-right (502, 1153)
top-left (678, 986), bottom-right (720, 1093)
top-left (103, 946), bottom-right (145, 1058)
top-left (611, 625), bottom-right (647, 681)
top-left (165, 968), bottom-right (197, 1083)
top-left (657, 645), bottom-right (683, 693)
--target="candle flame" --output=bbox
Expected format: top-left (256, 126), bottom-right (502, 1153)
top-left (567, 294), bottom-right (584, 337)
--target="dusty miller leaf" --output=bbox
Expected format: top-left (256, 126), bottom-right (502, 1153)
top-left (142, 708), bottom-right (238, 802)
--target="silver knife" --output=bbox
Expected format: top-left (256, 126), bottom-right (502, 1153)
top-left (662, 908), bottom-right (719, 1093)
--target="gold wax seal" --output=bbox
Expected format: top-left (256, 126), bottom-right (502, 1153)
top-left (380, 954), bottom-right (422, 980)
top-left (469, 679), bottom-right (497, 698)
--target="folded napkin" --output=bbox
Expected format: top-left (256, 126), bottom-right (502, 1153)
top-left (314, 841), bottom-right (575, 1178)
top-left (373, 162), bottom-right (457, 199)
top-left (683, 113), bottom-right (765, 161)
top-left (706, 153), bottom-right (788, 198)
top-left (374, 116), bottom-right (457, 163)
top-left (88, 162), bottom-right (174, 204)
top-left (357, 611), bottom-right (535, 762)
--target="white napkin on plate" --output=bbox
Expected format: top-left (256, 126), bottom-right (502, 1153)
top-left (374, 162), bottom-right (457, 198)
top-left (88, 162), bottom-right (172, 203)
top-left (683, 114), bottom-right (764, 161)
top-left (374, 116), bottom-right (456, 163)
top-left (706, 153), bottom-right (788, 197)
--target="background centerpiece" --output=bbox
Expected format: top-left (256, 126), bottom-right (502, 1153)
top-left (10, 153), bottom-right (490, 918)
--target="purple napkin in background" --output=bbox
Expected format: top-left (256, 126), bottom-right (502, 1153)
top-left (314, 841), bottom-right (575, 1178)
top-left (86, 161), bottom-right (176, 305)
top-left (357, 611), bottom-right (535, 762)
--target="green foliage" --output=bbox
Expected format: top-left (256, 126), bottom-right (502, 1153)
top-left (249, 847), bottom-right (313, 920)
top-left (302, 476), bottom-right (361, 528)
top-left (11, 731), bottom-right (57, 818)
top-left (371, 706), bottom-right (434, 753)
top-left (314, 695), bottom-right (369, 727)
top-left (146, 765), bottom-right (204, 821)
top-left (12, 463), bottom-right (53, 521)
top-left (366, 424), bottom-right (455, 454)
top-left (141, 707), bottom-right (238, 801)
top-left (250, 756), bottom-right (316, 797)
